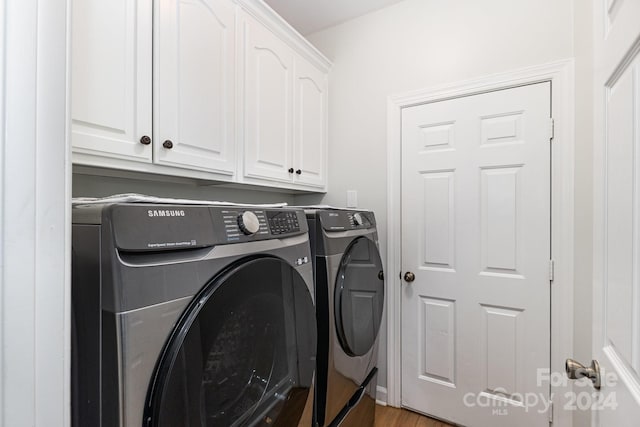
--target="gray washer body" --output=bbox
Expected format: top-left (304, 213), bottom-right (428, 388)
top-left (71, 203), bottom-right (315, 427)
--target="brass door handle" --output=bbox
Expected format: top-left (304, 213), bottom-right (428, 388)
top-left (566, 358), bottom-right (601, 390)
top-left (404, 272), bottom-right (415, 283)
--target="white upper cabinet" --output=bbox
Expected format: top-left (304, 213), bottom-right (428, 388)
top-left (241, 11), bottom-right (295, 183)
top-left (154, 0), bottom-right (236, 175)
top-left (71, 0), bottom-right (152, 162)
top-left (240, 9), bottom-right (329, 190)
top-left (71, 0), bottom-right (330, 192)
top-left (293, 57), bottom-right (327, 188)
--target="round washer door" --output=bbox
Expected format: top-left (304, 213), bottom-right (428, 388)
top-left (144, 256), bottom-right (316, 427)
top-left (334, 236), bottom-right (385, 357)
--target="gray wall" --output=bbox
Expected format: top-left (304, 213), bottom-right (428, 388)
top-left (73, 172), bottom-right (300, 205)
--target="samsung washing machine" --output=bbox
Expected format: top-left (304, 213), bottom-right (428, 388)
top-left (71, 203), bottom-right (316, 427)
top-left (304, 209), bottom-right (384, 427)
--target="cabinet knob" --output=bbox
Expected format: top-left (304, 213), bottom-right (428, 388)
top-left (295, 169), bottom-right (302, 175)
top-left (139, 135), bottom-right (151, 145)
top-left (162, 140), bottom-right (174, 149)
top-left (288, 168), bottom-right (294, 173)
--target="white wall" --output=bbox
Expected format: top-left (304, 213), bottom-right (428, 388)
top-left (572, 0), bottom-right (594, 426)
top-left (300, 0), bottom-right (576, 397)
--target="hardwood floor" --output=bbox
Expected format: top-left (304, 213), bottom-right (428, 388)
top-left (374, 405), bottom-right (454, 427)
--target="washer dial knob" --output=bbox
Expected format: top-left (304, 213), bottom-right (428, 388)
top-left (238, 211), bottom-right (260, 235)
top-left (353, 212), bottom-right (363, 226)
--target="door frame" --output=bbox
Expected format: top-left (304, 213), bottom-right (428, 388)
top-left (385, 59), bottom-right (575, 427)
top-left (1, 0), bottom-right (71, 425)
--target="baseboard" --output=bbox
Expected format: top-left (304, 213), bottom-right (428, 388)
top-left (375, 386), bottom-right (388, 406)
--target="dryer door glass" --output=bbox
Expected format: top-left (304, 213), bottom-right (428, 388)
top-left (144, 256), bottom-right (316, 427)
top-left (334, 236), bottom-right (385, 357)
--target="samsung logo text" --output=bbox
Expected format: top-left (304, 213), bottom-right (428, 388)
top-left (147, 209), bottom-right (186, 218)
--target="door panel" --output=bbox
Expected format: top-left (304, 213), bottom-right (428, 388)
top-left (293, 58), bottom-right (327, 188)
top-left (155, 0), bottom-right (236, 174)
top-left (401, 83), bottom-right (551, 426)
top-left (419, 297), bottom-right (456, 385)
top-left (593, 0), bottom-right (640, 423)
top-left (420, 171), bottom-right (455, 270)
top-left (242, 12), bottom-right (294, 183)
top-left (71, 0), bottom-right (152, 162)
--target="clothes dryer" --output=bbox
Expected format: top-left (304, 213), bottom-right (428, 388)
top-left (304, 209), bottom-right (384, 427)
top-left (71, 203), bottom-right (316, 427)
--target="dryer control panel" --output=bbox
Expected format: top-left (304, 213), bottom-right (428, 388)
top-left (319, 210), bottom-right (376, 231)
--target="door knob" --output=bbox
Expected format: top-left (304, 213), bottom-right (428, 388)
top-left (288, 168), bottom-right (294, 173)
top-left (404, 272), bottom-right (415, 283)
top-left (162, 140), bottom-right (173, 149)
top-left (566, 358), bottom-right (601, 390)
top-left (139, 135), bottom-right (151, 145)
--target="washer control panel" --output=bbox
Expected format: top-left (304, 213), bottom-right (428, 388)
top-left (214, 208), bottom-right (305, 243)
top-left (267, 210), bottom-right (300, 235)
top-left (238, 211), bottom-right (261, 235)
top-left (220, 209), bottom-right (269, 242)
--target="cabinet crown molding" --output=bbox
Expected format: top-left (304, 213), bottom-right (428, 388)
top-left (235, 0), bottom-right (332, 72)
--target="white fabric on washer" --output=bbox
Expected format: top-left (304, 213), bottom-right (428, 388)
top-left (72, 193), bottom-right (289, 208)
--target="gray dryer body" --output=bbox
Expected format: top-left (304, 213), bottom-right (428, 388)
top-left (305, 209), bottom-right (384, 427)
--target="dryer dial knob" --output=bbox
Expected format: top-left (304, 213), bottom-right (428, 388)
top-left (238, 211), bottom-right (260, 235)
top-left (353, 212), bottom-right (363, 226)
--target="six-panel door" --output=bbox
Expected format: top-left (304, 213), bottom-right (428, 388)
top-left (401, 82), bottom-right (552, 426)
top-left (592, 0), bottom-right (640, 425)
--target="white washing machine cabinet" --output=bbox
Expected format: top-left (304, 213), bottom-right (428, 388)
top-left (71, 203), bottom-right (316, 427)
top-left (305, 209), bottom-right (384, 427)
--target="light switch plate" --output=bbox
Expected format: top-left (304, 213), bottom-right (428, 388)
top-left (346, 190), bottom-right (357, 208)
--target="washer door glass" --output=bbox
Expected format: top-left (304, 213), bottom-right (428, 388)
top-left (144, 256), bottom-right (316, 427)
top-left (334, 236), bottom-right (385, 357)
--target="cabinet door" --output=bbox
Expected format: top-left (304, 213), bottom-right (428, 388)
top-left (71, 0), bottom-right (152, 162)
top-left (293, 58), bottom-right (327, 188)
top-left (155, 0), bottom-right (236, 175)
top-left (241, 12), bottom-right (294, 183)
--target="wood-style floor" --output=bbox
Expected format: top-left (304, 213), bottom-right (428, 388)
top-left (374, 405), bottom-right (455, 427)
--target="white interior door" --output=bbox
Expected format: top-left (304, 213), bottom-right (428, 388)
top-left (401, 83), bottom-right (552, 426)
top-left (591, 0), bottom-right (640, 425)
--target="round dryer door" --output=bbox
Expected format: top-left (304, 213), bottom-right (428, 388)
top-left (334, 236), bottom-right (385, 357)
top-left (144, 256), bottom-right (316, 427)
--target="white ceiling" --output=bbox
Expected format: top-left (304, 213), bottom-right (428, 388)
top-left (263, 0), bottom-right (406, 35)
